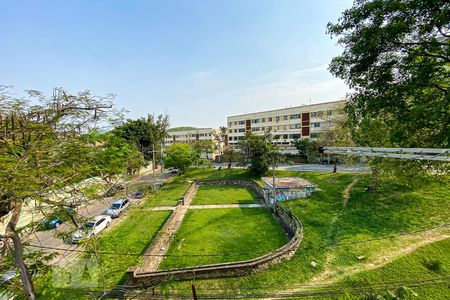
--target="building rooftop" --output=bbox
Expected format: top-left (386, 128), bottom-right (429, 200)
top-left (261, 177), bottom-right (316, 189)
top-left (227, 100), bottom-right (346, 118)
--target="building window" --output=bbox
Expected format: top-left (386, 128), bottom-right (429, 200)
top-left (268, 117), bottom-right (273, 122)
top-left (238, 136), bottom-right (244, 140)
top-left (229, 130), bottom-right (232, 133)
top-left (311, 112), bottom-right (317, 117)
top-left (327, 110), bottom-right (333, 116)
top-left (311, 122), bottom-right (321, 128)
top-left (238, 128), bottom-right (245, 132)
top-left (261, 118), bottom-right (265, 123)
top-left (239, 120), bottom-right (245, 125)
top-left (251, 119), bottom-right (260, 124)
top-left (310, 133), bottom-right (318, 138)
top-left (290, 114), bottom-right (301, 119)
top-left (229, 137), bottom-right (233, 140)
top-left (283, 134), bottom-right (288, 139)
top-left (283, 115), bottom-right (288, 120)
top-left (290, 134), bottom-right (300, 139)
top-left (290, 124), bottom-right (301, 129)
top-left (275, 116), bottom-right (280, 122)
top-left (252, 127), bottom-right (260, 132)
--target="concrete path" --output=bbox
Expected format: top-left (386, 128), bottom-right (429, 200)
top-left (137, 183), bottom-right (199, 273)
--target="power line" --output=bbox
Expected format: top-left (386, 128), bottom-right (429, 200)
top-left (26, 222), bottom-right (450, 258)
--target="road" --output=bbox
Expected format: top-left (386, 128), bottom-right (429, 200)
top-left (214, 162), bottom-right (369, 173)
top-left (27, 169), bottom-right (173, 266)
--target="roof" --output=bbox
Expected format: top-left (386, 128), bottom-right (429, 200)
top-left (227, 100), bottom-right (346, 119)
top-left (261, 177), bottom-right (316, 189)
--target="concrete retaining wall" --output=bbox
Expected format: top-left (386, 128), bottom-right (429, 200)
top-left (127, 179), bottom-right (303, 287)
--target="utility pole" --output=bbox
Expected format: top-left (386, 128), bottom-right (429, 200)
top-left (152, 144), bottom-right (156, 191)
top-left (272, 155), bottom-right (276, 206)
top-left (160, 140), bottom-right (164, 174)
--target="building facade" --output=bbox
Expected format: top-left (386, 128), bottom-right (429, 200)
top-left (227, 100), bottom-right (345, 154)
top-left (164, 127), bottom-right (223, 160)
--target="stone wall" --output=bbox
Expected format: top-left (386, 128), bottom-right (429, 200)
top-left (127, 179), bottom-right (303, 287)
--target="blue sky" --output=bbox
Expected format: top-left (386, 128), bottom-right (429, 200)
top-left (0, 0), bottom-right (352, 128)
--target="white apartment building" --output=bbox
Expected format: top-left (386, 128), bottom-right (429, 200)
top-left (164, 127), bottom-right (222, 159)
top-left (227, 100), bottom-right (346, 154)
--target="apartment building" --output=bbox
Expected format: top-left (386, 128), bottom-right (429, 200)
top-left (164, 127), bottom-right (223, 159)
top-left (227, 100), bottom-right (345, 154)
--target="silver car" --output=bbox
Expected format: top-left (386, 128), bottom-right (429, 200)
top-left (105, 198), bottom-right (130, 218)
top-left (71, 215), bottom-right (112, 244)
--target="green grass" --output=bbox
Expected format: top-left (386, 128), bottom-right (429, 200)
top-left (141, 180), bottom-right (191, 207)
top-left (36, 209), bottom-right (171, 299)
top-left (154, 169), bottom-right (449, 299)
top-left (338, 238), bottom-right (450, 300)
top-left (159, 208), bottom-right (287, 269)
top-left (192, 185), bottom-right (258, 205)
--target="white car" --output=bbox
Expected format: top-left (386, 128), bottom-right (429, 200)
top-left (71, 215), bottom-right (112, 244)
top-left (105, 198), bottom-right (130, 218)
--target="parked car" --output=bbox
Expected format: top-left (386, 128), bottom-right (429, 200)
top-left (104, 184), bottom-right (125, 197)
top-left (71, 215), bottom-right (111, 244)
top-left (131, 190), bottom-right (145, 199)
top-left (39, 206), bottom-right (76, 230)
top-left (167, 167), bottom-right (179, 174)
top-left (105, 198), bottom-right (130, 218)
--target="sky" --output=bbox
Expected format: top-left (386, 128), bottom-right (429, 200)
top-left (0, 0), bottom-right (353, 128)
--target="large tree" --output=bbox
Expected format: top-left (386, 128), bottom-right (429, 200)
top-left (0, 87), bottom-right (117, 299)
top-left (327, 0), bottom-right (449, 148)
top-left (327, 0), bottom-right (450, 187)
top-left (163, 143), bottom-right (198, 174)
top-left (238, 132), bottom-right (282, 175)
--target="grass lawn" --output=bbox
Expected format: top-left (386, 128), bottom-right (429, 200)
top-left (338, 238), bottom-right (450, 300)
top-left (141, 180), bottom-right (191, 207)
top-left (191, 185), bottom-right (258, 205)
top-left (156, 168), bottom-right (449, 299)
top-left (159, 208), bottom-right (287, 269)
top-left (36, 209), bottom-right (171, 299)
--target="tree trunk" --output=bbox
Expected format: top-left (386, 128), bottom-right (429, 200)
top-left (5, 200), bottom-right (35, 299)
top-left (333, 158), bottom-right (337, 173)
top-left (367, 167), bottom-right (379, 193)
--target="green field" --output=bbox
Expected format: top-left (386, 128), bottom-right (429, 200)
top-left (192, 185), bottom-right (258, 205)
top-left (36, 209), bottom-right (171, 299)
top-left (159, 208), bottom-right (287, 269)
top-left (160, 168), bottom-right (450, 299)
top-left (141, 180), bottom-right (191, 207)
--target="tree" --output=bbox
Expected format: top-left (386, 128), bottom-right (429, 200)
top-left (327, 0), bottom-right (450, 189)
top-left (146, 113), bottom-right (170, 168)
top-left (291, 139), bottom-right (319, 161)
top-left (238, 132), bottom-right (282, 175)
top-left (87, 132), bottom-right (145, 181)
top-left (192, 140), bottom-right (215, 160)
top-left (212, 126), bottom-right (228, 162)
top-left (163, 143), bottom-right (198, 174)
top-left (328, 0), bottom-right (449, 148)
top-left (222, 149), bottom-right (240, 168)
top-left (113, 119), bottom-right (153, 159)
top-left (0, 87), bottom-right (117, 299)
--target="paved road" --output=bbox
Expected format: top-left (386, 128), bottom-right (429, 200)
top-left (214, 163), bottom-right (369, 173)
top-left (27, 170), bottom-right (173, 266)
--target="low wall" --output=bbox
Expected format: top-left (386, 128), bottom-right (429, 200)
top-left (127, 179), bottom-right (303, 287)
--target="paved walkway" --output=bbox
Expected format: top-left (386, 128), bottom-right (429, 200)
top-left (137, 183), bottom-right (199, 273)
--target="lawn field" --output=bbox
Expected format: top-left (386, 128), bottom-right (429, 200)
top-left (191, 185), bottom-right (258, 205)
top-left (141, 180), bottom-right (191, 207)
top-left (159, 208), bottom-right (288, 269)
top-left (159, 168), bottom-right (450, 299)
top-left (36, 209), bottom-right (171, 299)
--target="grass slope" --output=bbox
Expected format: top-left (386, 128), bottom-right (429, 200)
top-left (192, 185), bottom-right (258, 205)
top-left (141, 180), bottom-right (191, 207)
top-left (158, 169), bottom-right (449, 299)
top-left (159, 208), bottom-right (287, 269)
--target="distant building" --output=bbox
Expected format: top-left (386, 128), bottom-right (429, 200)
top-left (226, 100), bottom-right (346, 154)
top-left (164, 127), bottom-right (223, 160)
